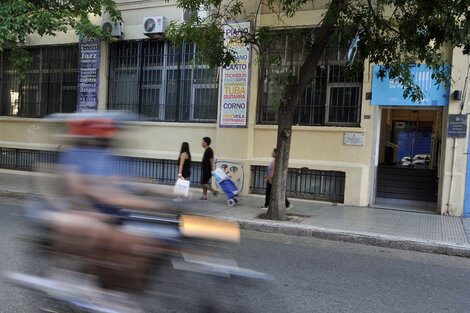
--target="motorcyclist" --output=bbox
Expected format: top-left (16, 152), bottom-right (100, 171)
top-left (56, 115), bottom-right (171, 215)
top-left (37, 113), bottom-right (173, 311)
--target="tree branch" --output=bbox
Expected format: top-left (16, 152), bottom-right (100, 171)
top-left (284, 0), bottom-right (346, 110)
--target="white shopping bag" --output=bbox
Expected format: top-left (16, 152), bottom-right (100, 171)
top-left (212, 168), bottom-right (228, 183)
top-left (173, 178), bottom-right (190, 198)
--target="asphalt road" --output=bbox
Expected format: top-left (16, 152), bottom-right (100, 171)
top-left (1, 198), bottom-right (470, 313)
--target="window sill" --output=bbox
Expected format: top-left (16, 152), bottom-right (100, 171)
top-left (0, 116), bottom-right (52, 123)
top-left (254, 124), bottom-right (365, 133)
top-left (125, 121), bottom-right (218, 128)
top-left (0, 116), bottom-right (218, 128)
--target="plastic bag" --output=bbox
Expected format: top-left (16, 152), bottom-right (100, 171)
top-left (212, 168), bottom-right (228, 183)
top-left (173, 178), bottom-right (190, 198)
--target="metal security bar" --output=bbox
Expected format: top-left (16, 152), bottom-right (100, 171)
top-left (108, 40), bottom-right (219, 122)
top-left (0, 147), bottom-right (203, 187)
top-left (114, 156), bottom-right (203, 186)
top-left (258, 30), bottom-right (363, 126)
top-left (251, 165), bottom-right (345, 203)
top-left (0, 45), bottom-right (78, 117)
top-left (0, 148), bottom-right (59, 171)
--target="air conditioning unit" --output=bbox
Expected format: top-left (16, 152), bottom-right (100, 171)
top-left (143, 16), bottom-right (166, 36)
top-left (102, 20), bottom-right (124, 38)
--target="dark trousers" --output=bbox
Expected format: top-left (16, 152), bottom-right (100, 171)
top-left (264, 182), bottom-right (290, 208)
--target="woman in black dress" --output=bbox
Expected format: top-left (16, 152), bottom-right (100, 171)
top-left (178, 142), bottom-right (191, 180)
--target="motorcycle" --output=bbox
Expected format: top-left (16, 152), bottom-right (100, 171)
top-left (5, 206), bottom-right (273, 313)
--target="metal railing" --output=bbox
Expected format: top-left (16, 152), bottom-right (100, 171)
top-left (114, 156), bottom-right (203, 186)
top-left (251, 165), bottom-right (345, 203)
top-left (0, 147), bottom-right (203, 187)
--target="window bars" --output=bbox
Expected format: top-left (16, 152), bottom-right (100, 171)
top-left (108, 40), bottom-right (219, 122)
top-left (251, 165), bottom-right (345, 203)
top-left (0, 45), bottom-right (78, 117)
top-left (258, 31), bottom-right (363, 126)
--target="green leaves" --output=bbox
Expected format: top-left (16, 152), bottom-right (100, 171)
top-left (336, 0), bottom-right (465, 102)
top-left (0, 0), bottom-right (121, 80)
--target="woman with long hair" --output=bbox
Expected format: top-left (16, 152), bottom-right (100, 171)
top-left (177, 142), bottom-right (191, 180)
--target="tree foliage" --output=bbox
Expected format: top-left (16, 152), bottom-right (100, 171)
top-left (168, 0), bottom-right (470, 102)
top-left (0, 0), bottom-right (121, 78)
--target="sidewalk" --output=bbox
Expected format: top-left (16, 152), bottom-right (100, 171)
top-left (2, 169), bottom-right (470, 257)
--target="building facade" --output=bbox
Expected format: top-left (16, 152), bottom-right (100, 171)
top-left (0, 0), bottom-right (469, 216)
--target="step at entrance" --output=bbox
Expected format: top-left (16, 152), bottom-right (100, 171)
top-left (376, 166), bottom-right (438, 202)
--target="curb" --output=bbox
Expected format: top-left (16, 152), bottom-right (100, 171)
top-left (0, 191), bottom-right (30, 200)
top-left (235, 219), bottom-right (470, 258)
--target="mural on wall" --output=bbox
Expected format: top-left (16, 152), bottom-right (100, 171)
top-left (214, 160), bottom-right (244, 192)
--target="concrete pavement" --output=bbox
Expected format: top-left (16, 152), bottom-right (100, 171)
top-left (2, 169), bottom-right (470, 257)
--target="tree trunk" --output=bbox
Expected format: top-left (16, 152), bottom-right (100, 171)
top-left (265, 105), bottom-right (295, 220)
top-left (265, 0), bottom-right (343, 220)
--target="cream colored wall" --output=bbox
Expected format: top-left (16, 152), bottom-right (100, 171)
top-left (118, 1), bottom-right (180, 40)
top-left (118, 123), bottom-right (217, 161)
top-left (358, 59), bottom-right (378, 206)
top-left (98, 41), bottom-right (110, 111)
top-left (0, 118), bottom-right (64, 150)
top-left (439, 48), bottom-right (470, 216)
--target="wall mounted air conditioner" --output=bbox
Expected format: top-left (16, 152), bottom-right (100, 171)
top-left (102, 20), bottom-right (124, 38)
top-left (143, 16), bottom-right (167, 36)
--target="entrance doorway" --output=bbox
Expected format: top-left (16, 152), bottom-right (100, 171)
top-left (374, 108), bottom-right (443, 213)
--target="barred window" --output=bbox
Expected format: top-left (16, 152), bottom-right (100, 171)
top-left (0, 45), bottom-right (78, 117)
top-left (108, 40), bottom-right (219, 122)
top-left (258, 31), bottom-right (363, 126)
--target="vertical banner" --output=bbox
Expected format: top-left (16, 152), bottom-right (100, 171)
top-left (219, 21), bottom-right (252, 127)
top-left (77, 36), bottom-right (100, 112)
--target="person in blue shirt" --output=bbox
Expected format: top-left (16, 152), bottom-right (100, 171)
top-left (57, 117), bottom-right (170, 216)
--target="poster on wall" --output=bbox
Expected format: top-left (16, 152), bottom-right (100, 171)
top-left (219, 21), bottom-right (252, 127)
top-left (77, 36), bottom-right (100, 112)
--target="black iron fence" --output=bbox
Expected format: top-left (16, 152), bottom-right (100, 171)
top-left (0, 147), bottom-right (203, 187)
top-left (114, 156), bottom-right (203, 186)
top-left (251, 165), bottom-right (345, 203)
top-left (0, 147), bottom-right (346, 202)
top-left (0, 148), bottom-right (59, 171)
